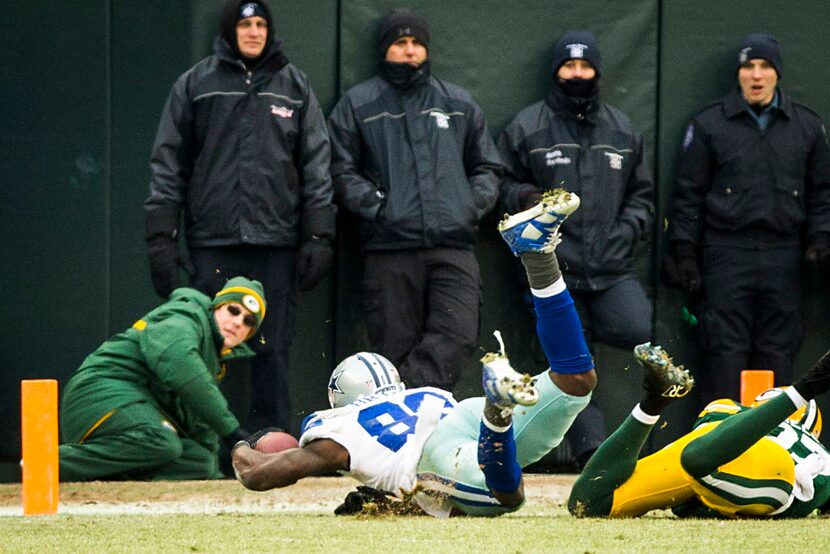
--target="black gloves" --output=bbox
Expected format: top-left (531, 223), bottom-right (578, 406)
top-left (662, 241), bottom-right (701, 293)
top-left (334, 486), bottom-right (394, 516)
top-left (145, 205), bottom-right (191, 298)
top-left (675, 257), bottom-right (702, 293)
top-left (360, 188), bottom-right (386, 221)
top-left (793, 349), bottom-right (830, 401)
top-left (298, 238), bottom-right (334, 292)
top-left (805, 234), bottom-right (830, 268)
top-left (222, 427), bottom-right (252, 450)
top-left (147, 239), bottom-right (180, 298)
top-left (298, 206), bottom-right (337, 292)
top-left (228, 426), bottom-right (285, 453)
top-left (333, 486), bottom-right (426, 516)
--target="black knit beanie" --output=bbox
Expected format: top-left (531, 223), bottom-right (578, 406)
top-left (378, 9), bottom-right (431, 58)
top-left (551, 31), bottom-right (602, 77)
top-left (737, 33), bottom-right (783, 77)
top-left (219, 0), bottom-right (273, 59)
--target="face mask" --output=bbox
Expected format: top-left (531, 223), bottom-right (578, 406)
top-left (380, 60), bottom-right (431, 90)
top-left (558, 77), bottom-right (597, 98)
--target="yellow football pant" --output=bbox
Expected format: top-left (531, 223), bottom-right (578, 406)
top-left (610, 422), bottom-right (795, 518)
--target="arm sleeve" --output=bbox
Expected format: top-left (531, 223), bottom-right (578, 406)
top-left (496, 122), bottom-right (542, 215)
top-left (669, 120), bottom-right (712, 246)
top-left (328, 97), bottom-right (384, 221)
top-left (297, 85), bottom-right (335, 214)
top-left (464, 101), bottom-right (503, 219)
top-left (805, 120), bottom-right (830, 240)
top-left (617, 133), bottom-right (655, 241)
top-left (175, 372), bottom-right (241, 438)
top-left (141, 317), bottom-right (240, 437)
top-left (145, 75), bottom-right (194, 211)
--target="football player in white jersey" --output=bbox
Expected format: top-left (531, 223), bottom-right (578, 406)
top-left (233, 190), bottom-right (597, 516)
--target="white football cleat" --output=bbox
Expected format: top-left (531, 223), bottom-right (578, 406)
top-left (498, 189), bottom-right (580, 256)
top-left (481, 331), bottom-right (539, 408)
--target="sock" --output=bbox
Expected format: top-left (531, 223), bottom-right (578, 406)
top-left (568, 414), bottom-right (654, 517)
top-left (632, 403), bottom-right (661, 424)
top-left (532, 288), bottom-right (593, 374)
top-left (640, 393), bottom-right (672, 417)
top-left (681, 393), bottom-right (798, 477)
top-left (520, 251), bottom-right (561, 289)
top-left (478, 421), bottom-right (521, 493)
top-left (483, 402), bottom-right (512, 431)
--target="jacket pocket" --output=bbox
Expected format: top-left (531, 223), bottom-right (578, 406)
top-left (705, 174), bottom-right (750, 228)
top-left (599, 223), bottom-right (633, 274)
top-left (773, 178), bottom-right (806, 231)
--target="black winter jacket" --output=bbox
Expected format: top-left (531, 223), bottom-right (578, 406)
top-left (498, 88), bottom-right (654, 290)
top-left (145, 37), bottom-right (333, 248)
top-left (328, 74), bottom-right (502, 251)
top-left (670, 88), bottom-right (830, 249)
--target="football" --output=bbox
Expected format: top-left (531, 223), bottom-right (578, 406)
top-left (254, 431), bottom-right (300, 453)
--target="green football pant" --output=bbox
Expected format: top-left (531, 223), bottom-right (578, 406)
top-left (59, 401), bottom-right (223, 481)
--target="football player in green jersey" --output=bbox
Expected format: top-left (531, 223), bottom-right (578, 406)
top-left (568, 344), bottom-right (830, 518)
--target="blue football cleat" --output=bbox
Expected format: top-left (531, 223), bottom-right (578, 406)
top-left (498, 189), bottom-right (580, 256)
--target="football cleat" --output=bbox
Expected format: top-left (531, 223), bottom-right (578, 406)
top-left (481, 331), bottom-right (539, 408)
top-left (634, 342), bottom-right (694, 400)
top-left (497, 188), bottom-right (580, 256)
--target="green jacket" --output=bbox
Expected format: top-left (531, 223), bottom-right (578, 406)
top-left (61, 288), bottom-right (252, 443)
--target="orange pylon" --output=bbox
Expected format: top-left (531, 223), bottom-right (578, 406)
top-left (21, 379), bottom-right (59, 515)
top-left (740, 370), bottom-right (775, 406)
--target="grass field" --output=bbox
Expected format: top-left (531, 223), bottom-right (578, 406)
top-left (2, 475), bottom-right (829, 553)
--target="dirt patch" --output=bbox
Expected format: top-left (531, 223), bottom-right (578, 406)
top-left (0, 474), bottom-right (576, 516)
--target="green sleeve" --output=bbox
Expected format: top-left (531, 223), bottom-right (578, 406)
top-left (139, 311), bottom-right (239, 436)
top-left (175, 373), bottom-right (240, 438)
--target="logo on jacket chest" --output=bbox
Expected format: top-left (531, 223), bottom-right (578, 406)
top-left (604, 152), bottom-right (623, 170)
top-left (545, 150), bottom-right (571, 166)
top-left (270, 104), bottom-right (294, 119)
top-left (429, 111), bottom-right (450, 129)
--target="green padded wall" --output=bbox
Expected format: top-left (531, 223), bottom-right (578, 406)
top-left (0, 1), bottom-right (110, 473)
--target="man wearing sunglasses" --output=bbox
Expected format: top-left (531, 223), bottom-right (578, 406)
top-left (59, 277), bottom-right (266, 481)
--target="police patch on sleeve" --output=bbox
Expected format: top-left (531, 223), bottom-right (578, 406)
top-left (682, 123), bottom-right (695, 150)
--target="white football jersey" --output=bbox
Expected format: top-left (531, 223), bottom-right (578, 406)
top-left (300, 387), bottom-right (456, 494)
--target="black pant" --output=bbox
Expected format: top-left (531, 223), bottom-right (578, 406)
top-left (362, 248), bottom-right (481, 391)
top-left (189, 245), bottom-right (296, 431)
top-left (698, 245), bottom-right (803, 402)
top-left (567, 277), bottom-right (654, 460)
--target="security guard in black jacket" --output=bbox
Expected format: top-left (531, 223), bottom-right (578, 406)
top-left (499, 31), bottom-right (655, 468)
top-left (328, 9), bottom-right (502, 391)
top-left (144, 0), bottom-right (336, 432)
top-left (667, 33), bottom-right (830, 402)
